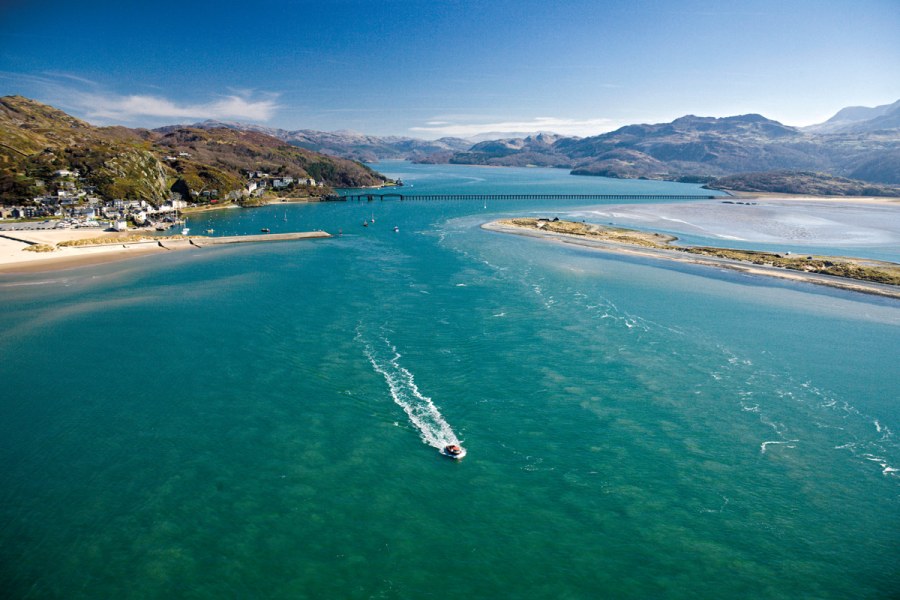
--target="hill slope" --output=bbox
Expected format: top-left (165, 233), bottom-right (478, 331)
top-left (0, 96), bottom-right (387, 205)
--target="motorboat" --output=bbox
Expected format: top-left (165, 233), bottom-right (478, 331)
top-left (442, 444), bottom-right (466, 460)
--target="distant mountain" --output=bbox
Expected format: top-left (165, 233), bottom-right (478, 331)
top-left (0, 96), bottom-right (387, 205)
top-left (447, 133), bottom-right (573, 167)
top-left (165, 120), bottom-right (473, 162)
top-left (805, 99), bottom-right (900, 134)
top-left (442, 112), bottom-right (900, 187)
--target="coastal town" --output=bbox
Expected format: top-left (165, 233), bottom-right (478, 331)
top-left (0, 166), bottom-right (326, 232)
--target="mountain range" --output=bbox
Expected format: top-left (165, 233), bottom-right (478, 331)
top-left (2, 95), bottom-right (899, 204)
top-left (177, 100), bottom-right (900, 191)
top-left (445, 111), bottom-right (900, 188)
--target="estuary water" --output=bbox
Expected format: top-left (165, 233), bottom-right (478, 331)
top-left (1, 163), bottom-right (898, 599)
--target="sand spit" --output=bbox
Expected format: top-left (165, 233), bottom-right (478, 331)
top-left (483, 219), bottom-right (900, 300)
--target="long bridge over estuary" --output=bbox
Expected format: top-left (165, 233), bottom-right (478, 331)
top-left (336, 193), bottom-right (719, 202)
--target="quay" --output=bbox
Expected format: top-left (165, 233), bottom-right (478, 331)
top-left (336, 193), bottom-right (718, 202)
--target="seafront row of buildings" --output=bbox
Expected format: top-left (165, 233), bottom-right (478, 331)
top-left (0, 169), bottom-right (324, 230)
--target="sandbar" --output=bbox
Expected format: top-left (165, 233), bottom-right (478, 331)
top-left (482, 219), bottom-right (900, 300)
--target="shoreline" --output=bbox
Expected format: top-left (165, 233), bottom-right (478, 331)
top-left (482, 220), bottom-right (900, 300)
top-left (722, 191), bottom-right (900, 205)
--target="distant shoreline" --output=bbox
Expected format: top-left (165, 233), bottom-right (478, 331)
top-left (482, 219), bottom-right (900, 300)
top-left (724, 191), bottom-right (900, 205)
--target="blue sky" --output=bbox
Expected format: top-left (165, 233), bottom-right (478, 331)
top-left (1, 0), bottom-right (898, 138)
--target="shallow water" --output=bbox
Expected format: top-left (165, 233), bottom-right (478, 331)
top-left (1, 164), bottom-right (898, 599)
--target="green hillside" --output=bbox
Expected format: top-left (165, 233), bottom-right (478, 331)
top-left (0, 96), bottom-right (387, 205)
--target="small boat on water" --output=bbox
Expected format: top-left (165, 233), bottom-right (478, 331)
top-left (363, 220), bottom-right (369, 227)
top-left (441, 444), bottom-right (466, 460)
top-left (261, 228), bottom-right (270, 233)
top-left (393, 225), bottom-right (399, 232)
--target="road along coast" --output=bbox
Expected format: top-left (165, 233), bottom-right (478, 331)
top-left (483, 218), bottom-right (900, 300)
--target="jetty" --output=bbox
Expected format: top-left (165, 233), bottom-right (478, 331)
top-left (185, 231), bottom-right (330, 248)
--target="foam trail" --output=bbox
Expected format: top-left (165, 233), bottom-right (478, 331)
top-left (359, 330), bottom-right (462, 451)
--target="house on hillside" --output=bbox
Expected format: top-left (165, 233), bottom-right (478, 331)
top-left (272, 177), bottom-right (295, 189)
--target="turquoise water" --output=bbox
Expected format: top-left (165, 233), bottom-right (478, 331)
top-left (1, 164), bottom-right (898, 599)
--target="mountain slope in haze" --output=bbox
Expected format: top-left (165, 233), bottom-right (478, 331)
top-left (166, 120), bottom-right (472, 162)
top-left (805, 99), bottom-right (900, 134)
top-left (0, 96), bottom-right (386, 205)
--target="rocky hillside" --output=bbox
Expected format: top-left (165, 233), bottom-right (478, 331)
top-left (0, 96), bottom-right (387, 205)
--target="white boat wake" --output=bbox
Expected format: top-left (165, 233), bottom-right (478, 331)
top-left (358, 328), bottom-right (463, 454)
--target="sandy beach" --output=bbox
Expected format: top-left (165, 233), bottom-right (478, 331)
top-left (0, 228), bottom-right (331, 274)
top-left (0, 229), bottom-right (184, 274)
top-left (482, 220), bottom-right (900, 299)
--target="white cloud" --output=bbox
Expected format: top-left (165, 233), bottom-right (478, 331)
top-left (0, 71), bottom-right (280, 124)
top-left (410, 116), bottom-right (619, 138)
top-left (77, 93), bottom-right (279, 122)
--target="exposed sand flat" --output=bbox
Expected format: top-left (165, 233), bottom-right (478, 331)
top-left (727, 192), bottom-right (900, 205)
top-left (566, 198), bottom-right (900, 251)
top-left (482, 220), bottom-right (900, 300)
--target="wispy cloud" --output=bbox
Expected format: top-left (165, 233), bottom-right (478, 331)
top-left (410, 116), bottom-right (619, 138)
top-left (0, 71), bottom-right (279, 124)
top-left (78, 92), bottom-right (279, 122)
